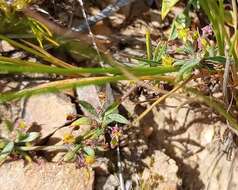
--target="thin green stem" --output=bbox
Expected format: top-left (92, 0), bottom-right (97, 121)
top-left (17, 145), bottom-right (69, 152)
top-left (0, 75), bottom-right (175, 103)
top-left (0, 63), bottom-right (177, 76)
top-left (187, 88), bottom-right (238, 131)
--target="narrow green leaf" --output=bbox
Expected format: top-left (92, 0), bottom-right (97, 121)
top-left (70, 117), bottom-right (91, 127)
top-left (103, 102), bottom-right (119, 117)
top-left (83, 146), bottom-right (95, 156)
top-left (153, 42), bottom-right (167, 62)
top-left (162, 0), bottom-right (181, 20)
top-left (0, 67), bottom-right (177, 104)
top-left (0, 142), bottom-right (14, 164)
top-left (146, 30), bottom-right (152, 62)
top-left (205, 56), bottom-right (226, 64)
top-left (63, 144), bottom-right (81, 162)
top-left (175, 59), bottom-right (200, 80)
top-left (4, 120), bottom-right (14, 132)
top-left (169, 21), bottom-right (178, 40)
top-left (63, 150), bottom-right (76, 162)
top-left (17, 132), bottom-right (40, 143)
top-left (0, 62), bottom-right (176, 76)
top-left (78, 100), bottom-right (97, 116)
top-left (104, 113), bottom-right (129, 125)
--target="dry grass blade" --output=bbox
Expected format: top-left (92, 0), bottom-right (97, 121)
top-left (133, 76), bottom-right (192, 125)
top-left (21, 40), bottom-right (74, 68)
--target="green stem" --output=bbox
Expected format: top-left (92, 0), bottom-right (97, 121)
top-left (0, 75), bottom-right (174, 103)
top-left (187, 87), bottom-right (238, 131)
top-left (0, 63), bottom-right (177, 76)
top-left (17, 145), bottom-right (69, 152)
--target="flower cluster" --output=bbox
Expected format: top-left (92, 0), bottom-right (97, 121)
top-left (63, 133), bottom-right (76, 144)
top-left (177, 24), bottom-right (213, 52)
top-left (162, 55), bottom-right (174, 66)
top-left (110, 126), bottom-right (122, 148)
top-left (198, 25), bottom-right (213, 50)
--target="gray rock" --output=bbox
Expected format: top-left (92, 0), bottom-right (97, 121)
top-left (92, 157), bottom-right (110, 176)
top-left (76, 84), bottom-right (114, 116)
top-left (96, 174), bottom-right (119, 190)
top-left (23, 93), bottom-right (76, 138)
top-left (76, 85), bottom-right (102, 115)
top-left (141, 150), bottom-right (181, 190)
top-left (0, 40), bottom-right (15, 52)
top-left (0, 160), bottom-right (94, 190)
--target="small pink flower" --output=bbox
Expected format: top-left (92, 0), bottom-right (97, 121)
top-left (76, 154), bottom-right (86, 168)
top-left (197, 37), bottom-right (202, 50)
top-left (201, 25), bottom-right (213, 37)
top-left (111, 126), bottom-right (122, 139)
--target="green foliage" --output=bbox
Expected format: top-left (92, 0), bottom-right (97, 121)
top-left (162, 0), bottom-right (238, 61)
top-left (0, 0), bottom-right (237, 167)
top-left (70, 117), bottom-right (92, 127)
top-left (161, 0), bottom-right (180, 20)
top-left (78, 100), bottom-right (129, 127)
top-left (0, 120), bottom-right (41, 164)
top-left (28, 17), bottom-right (59, 48)
top-left (102, 113), bottom-right (129, 126)
top-left (61, 100), bottom-right (129, 164)
top-left (146, 30), bottom-right (152, 62)
top-left (15, 132), bottom-right (40, 143)
top-left (0, 0), bottom-right (31, 16)
top-left (0, 100), bottom-right (129, 165)
top-left (174, 58), bottom-right (200, 81)
top-left (0, 142), bottom-right (14, 165)
top-left (78, 100), bottom-right (98, 116)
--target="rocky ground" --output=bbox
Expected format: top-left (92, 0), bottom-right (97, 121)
top-left (0, 0), bottom-right (238, 190)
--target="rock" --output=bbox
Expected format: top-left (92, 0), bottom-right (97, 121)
top-left (11, 51), bottom-right (26, 59)
top-left (0, 160), bottom-right (94, 190)
top-left (142, 150), bottom-right (181, 190)
top-left (22, 93), bottom-right (77, 162)
top-left (76, 84), bottom-right (114, 116)
top-left (92, 157), bottom-right (110, 176)
top-left (197, 129), bottom-right (238, 190)
top-left (0, 40), bottom-right (15, 52)
top-left (150, 97), bottom-right (234, 189)
top-left (23, 93), bottom-right (76, 138)
top-left (76, 85), bottom-right (101, 115)
top-left (95, 174), bottom-right (119, 190)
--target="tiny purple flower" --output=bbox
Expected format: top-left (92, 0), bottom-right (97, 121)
top-left (202, 25), bottom-right (213, 37)
top-left (111, 126), bottom-right (122, 139)
top-left (76, 154), bottom-right (86, 168)
top-left (197, 37), bottom-right (202, 50)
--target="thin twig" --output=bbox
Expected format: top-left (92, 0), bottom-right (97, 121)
top-left (77, 0), bottom-right (104, 66)
top-left (133, 77), bottom-right (191, 125)
top-left (117, 144), bottom-right (125, 190)
top-left (223, 45), bottom-right (230, 105)
top-left (73, 0), bottom-right (135, 32)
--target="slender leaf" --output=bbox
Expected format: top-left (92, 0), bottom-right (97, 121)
top-left (16, 132), bottom-right (40, 143)
top-left (103, 102), bottom-right (119, 117)
top-left (78, 100), bottom-right (97, 116)
top-left (83, 146), bottom-right (95, 156)
top-left (70, 117), bottom-right (91, 127)
top-left (0, 141), bottom-right (14, 164)
top-left (63, 150), bottom-right (77, 162)
top-left (204, 56), bottom-right (226, 64)
top-left (104, 113), bottom-right (129, 125)
top-left (146, 30), bottom-right (152, 62)
top-left (4, 120), bottom-right (14, 132)
top-left (162, 0), bottom-right (181, 20)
